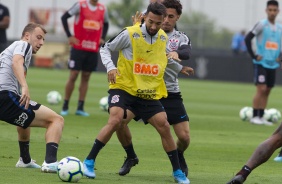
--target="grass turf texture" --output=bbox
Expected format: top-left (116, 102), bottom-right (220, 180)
top-left (1, 67), bottom-right (282, 184)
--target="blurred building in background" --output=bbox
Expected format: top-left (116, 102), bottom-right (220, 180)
top-left (1, 0), bottom-right (281, 84)
top-left (2, 0), bottom-right (279, 44)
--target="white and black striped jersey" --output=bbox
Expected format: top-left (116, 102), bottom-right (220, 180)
top-left (0, 41), bottom-right (32, 95)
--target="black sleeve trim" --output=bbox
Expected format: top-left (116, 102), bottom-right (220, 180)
top-left (61, 12), bottom-right (72, 38)
top-left (102, 22), bottom-right (109, 40)
top-left (244, 32), bottom-right (256, 59)
top-left (107, 29), bottom-right (126, 43)
top-left (101, 28), bottom-right (126, 48)
top-left (175, 44), bottom-right (191, 60)
top-left (251, 22), bottom-right (260, 32)
top-left (23, 43), bottom-right (31, 60)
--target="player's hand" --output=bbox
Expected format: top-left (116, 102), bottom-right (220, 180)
top-left (20, 86), bottom-right (30, 109)
top-left (108, 69), bottom-right (120, 84)
top-left (100, 38), bottom-right (105, 45)
top-left (68, 36), bottom-right (79, 46)
top-left (132, 11), bottom-right (143, 25)
top-left (167, 51), bottom-right (181, 62)
top-left (276, 57), bottom-right (281, 63)
top-left (255, 55), bottom-right (262, 61)
top-left (180, 66), bottom-right (194, 76)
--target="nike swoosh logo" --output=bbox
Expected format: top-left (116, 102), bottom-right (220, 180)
top-left (244, 167), bottom-right (251, 172)
top-left (51, 145), bottom-right (58, 149)
top-left (180, 115), bottom-right (187, 119)
top-left (146, 50), bottom-right (152, 53)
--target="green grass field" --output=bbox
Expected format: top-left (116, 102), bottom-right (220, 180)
top-left (1, 67), bottom-right (282, 184)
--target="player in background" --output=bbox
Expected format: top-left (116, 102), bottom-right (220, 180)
top-left (116, 0), bottom-right (192, 177)
top-left (0, 22), bottom-right (64, 173)
top-left (227, 2), bottom-right (282, 183)
top-left (0, 3), bottom-right (10, 53)
top-left (245, 0), bottom-right (282, 126)
top-left (244, 0), bottom-right (282, 162)
top-left (226, 123), bottom-right (282, 183)
top-left (60, 0), bottom-right (109, 116)
top-left (82, 2), bottom-right (190, 184)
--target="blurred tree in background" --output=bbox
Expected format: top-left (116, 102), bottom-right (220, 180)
top-left (107, 0), bottom-right (144, 29)
top-left (178, 11), bottom-right (233, 49)
top-left (107, 0), bottom-right (233, 50)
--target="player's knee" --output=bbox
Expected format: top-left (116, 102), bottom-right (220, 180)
top-left (155, 120), bottom-right (171, 134)
top-left (50, 114), bottom-right (64, 130)
top-left (159, 119), bottom-right (170, 128)
top-left (81, 72), bottom-right (91, 81)
top-left (119, 121), bottom-right (128, 129)
top-left (57, 115), bottom-right (64, 128)
top-left (178, 134), bottom-right (190, 144)
top-left (108, 117), bottom-right (123, 130)
top-left (69, 72), bottom-right (79, 82)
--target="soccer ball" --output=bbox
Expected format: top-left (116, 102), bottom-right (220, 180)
top-left (47, 91), bottom-right (62, 105)
top-left (264, 108), bottom-right (281, 123)
top-left (57, 156), bottom-right (84, 183)
top-left (99, 96), bottom-right (108, 111)
top-left (239, 106), bottom-right (253, 121)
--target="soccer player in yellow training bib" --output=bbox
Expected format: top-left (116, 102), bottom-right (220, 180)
top-left (82, 2), bottom-right (190, 184)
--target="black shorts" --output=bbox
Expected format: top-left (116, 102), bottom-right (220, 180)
top-left (68, 47), bottom-right (99, 72)
top-left (0, 91), bottom-right (41, 129)
top-left (108, 89), bottom-right (165, 122)
top-left (132, 92), bottom-right (189, 125)
top-left (253, 64), bottom-right (276, 88)
top-left (159, 92), bottom-right (189, 125)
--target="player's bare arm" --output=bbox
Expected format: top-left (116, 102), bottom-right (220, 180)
top-left (167, 51), bottom-right (181, 62)
top-left (100, 38), bottom-right (105, 45)
top-left (180, 66), bottom-right (194, 76)
top-left (12, 54), bottom-right (30, 109)
top-left (132, 11), bottom-right (144, 25)
top-left (108, 69), bottom-right (120, 84)
top-left (256, 55), bottom-right (263, 61)
top-left (68, 36), bottom-right (79, 46)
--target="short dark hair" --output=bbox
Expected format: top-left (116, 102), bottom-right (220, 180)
top-left (146, 2), bottom-right (167, 17)
top-left (267, 0), bottom-right (279, 7)
top-left (21, 22), bottom-right (47, 38)
top-left (162, 0), bottom-right (182, 15)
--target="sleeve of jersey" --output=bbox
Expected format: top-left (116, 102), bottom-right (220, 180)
top-left (100, 29), bottom-right (131, 73)
top-left (168, 59), bottom-right (183, 74)
top-left (104, 7), bottom-right (109, 23)
top-left (13, 41), bottom-right (31, 59)
top-left (244, 32), bottom-right (256, 59)
top-left (176, 32), bottom-right (191, 60)
top-left (68, 2), bottom-right (80, 16)
top-left (251, 21), bottom-right (263, 35)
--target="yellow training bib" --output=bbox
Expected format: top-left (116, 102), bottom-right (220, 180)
top-left (110, 25), bottom-right (168, 100)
